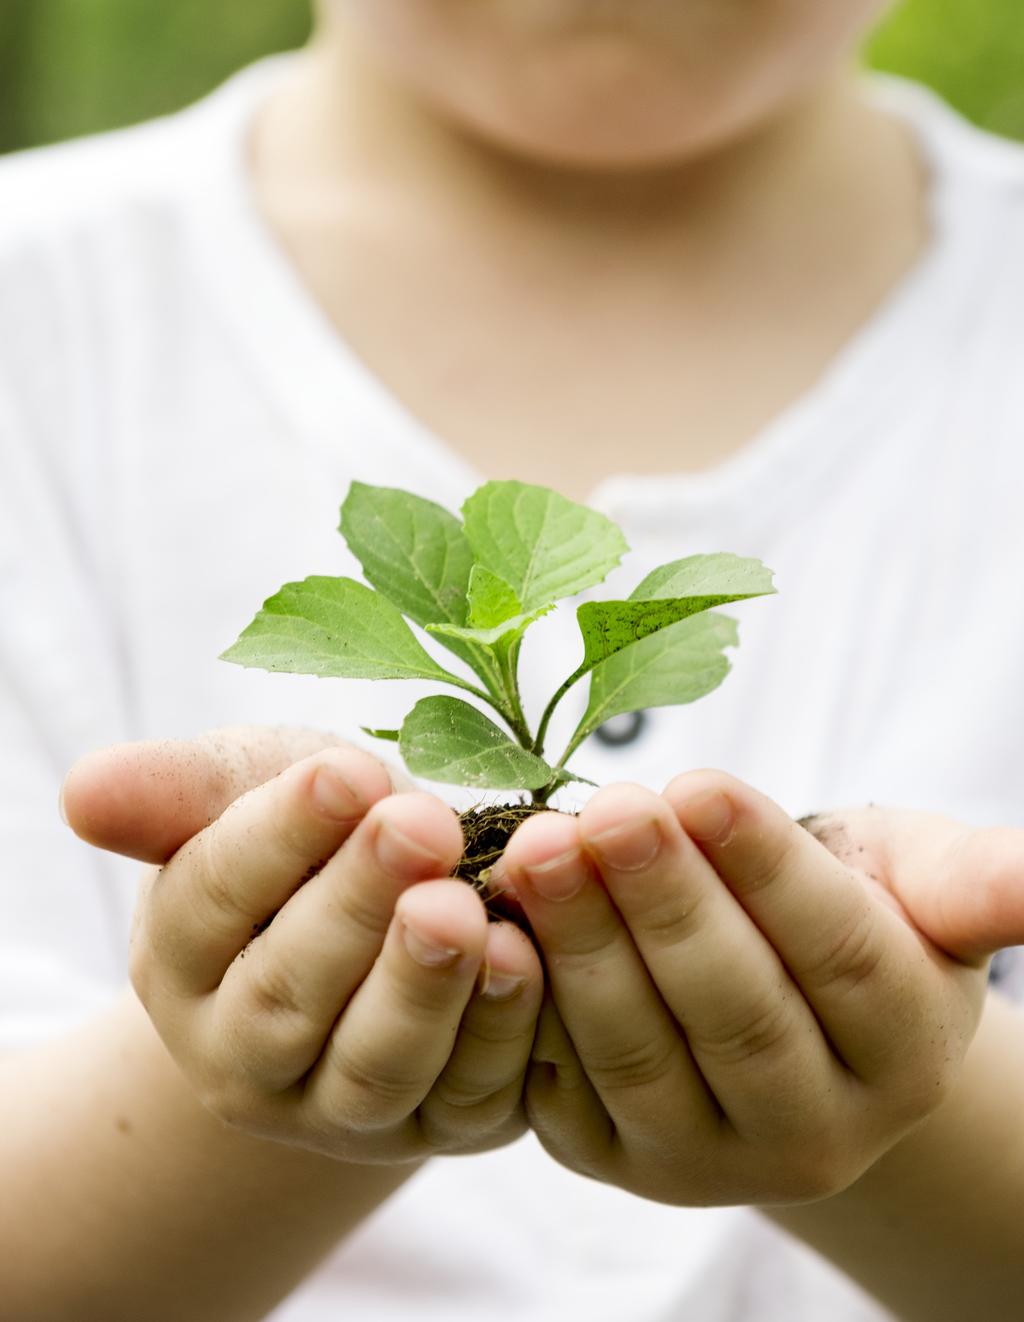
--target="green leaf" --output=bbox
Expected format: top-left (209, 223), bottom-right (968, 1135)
top-left (575, 555), bottom-right (773, 672)
top-left (220, 577), bottom-right (470, 684)
top-left (461, 480), bottom-right (629, 613)
top-left (400, 697), bottom-right (558, 790)
top-left (467, 565), bottom-right (521, 629)
top-left (362, 727), bottom-right (400, 742)
top-left (551, 767), bottom-right (599, 789)
top-left (426, 604), bottom-right (551, 650)
top-left (630, 553), bottom-right (776, 604)
top-left (338, 482), bottom-right (505, 692)
top-left (576, 611), bottom-right (740, 744)
top-left (339, 482), bottom-right (474, 628)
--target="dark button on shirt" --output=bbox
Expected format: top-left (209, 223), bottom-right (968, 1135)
top-left (593, 710), bottom-right (648, 748)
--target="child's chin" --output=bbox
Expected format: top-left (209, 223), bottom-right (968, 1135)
top-left (447, 96), bottom-right (760, 175)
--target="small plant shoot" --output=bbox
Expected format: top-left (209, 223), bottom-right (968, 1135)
top-left (221, 480), bottom-right (776, 814)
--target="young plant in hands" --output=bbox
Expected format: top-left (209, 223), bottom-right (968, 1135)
top-left (222, 479), bottom-right (775, 880)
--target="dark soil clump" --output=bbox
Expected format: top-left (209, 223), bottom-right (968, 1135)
top-left (455, 802), bottom-right (548, 923)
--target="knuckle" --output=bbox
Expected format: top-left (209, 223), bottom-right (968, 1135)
top-left (634, 885), bottom-right (711, 949)
top-left (330, 885), bottom-right (389, 944)
top-left (270, 794), bottom-right (329, 868)
top-left (194, 828), bottom-right (251, 936)
top-left (325, 1043), bottom-right (423, 1129)
top-left (691, 997), bottom-right (793, 1069)
top-left (548, 924), bottom-right (626, 971)
top-left (887, 1051), bottom-right (960, 1126)
top-left (428, 1074), bottom-right (496, 1112)
top-left (387, 958), bottom-right (470, 1020)
top-left (783, 1141), bottom-right (860, 1201)
top-left (419, 1086), bottom-right (518, 1151)
top-left (801, 908), bottom-right (885, 998)
top-left (199, 1078), bottom-right (256, 1132)
top-left (582, 1036), bottom-right (675, 1093)
top-left (459, 1015), bottom-right (530, 1050)
top-left (733, 830), bottom-right (797, 896)
top-left (245, 939), bottom-right (307, 1022)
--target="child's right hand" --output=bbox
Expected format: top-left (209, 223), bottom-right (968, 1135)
top-left (127, 744), bottom-right (544, 1163)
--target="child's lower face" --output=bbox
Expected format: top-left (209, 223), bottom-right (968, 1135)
top-left (319, 0), bottom-right (894, 166)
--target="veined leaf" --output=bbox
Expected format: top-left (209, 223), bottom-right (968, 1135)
top-left (575, 555), bottom-right (772, 672)
top-left (551, 768), bottom-right (599, 789)
top-left (339, 482), bottom-right (505, 691)
top-left (467, 565), bottom-right (521, 629)
top-left (400, 697), bottom-right (557, 790)
top-left (221, 577), bottom-right (469, 684)
top-left (427, 603), bottom-right (551, 650)
top-left (631, 554), bottom-right (776, 604)
top-left (462, 480), bottom-right (628, 613)
top-left (575, 612), bottom-right (740, 745)
top-left (339, 482), bottom-right (474, 628)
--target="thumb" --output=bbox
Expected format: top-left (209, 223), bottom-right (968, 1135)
top-left (917, 824), bottom-right (1024, 962)
top-left (801, 806), bottom-right (1024, 962)
top-left (60, 725), bottom-right (405, 865)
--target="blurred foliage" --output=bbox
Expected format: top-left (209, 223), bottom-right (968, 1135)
top-left (0, 0), bottom-right (311, 153)
top-left (866, 0), bottom-right (1024, 139)
top-left (0, 0), bottom-right (1023, 155)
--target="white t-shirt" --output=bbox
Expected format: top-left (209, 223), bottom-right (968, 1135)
top-left (2, 59), bottom-right (1024, 1322)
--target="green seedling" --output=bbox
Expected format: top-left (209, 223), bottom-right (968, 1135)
top-left (221, 479), bottom-right (774, 888)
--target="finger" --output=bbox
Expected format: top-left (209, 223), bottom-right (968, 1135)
top-left (496, 810), bottom-right (720, 1144)
top-left (301, 880), bottom-right (488, 1141)
top-left (62, 725), bottom-right (406, 864)
top-left (139, 745), bottom-right (396, 995)
top-left (212, 793), bottom-right (466, 1088)
top-left (577, 783), bottom-right (841, 1139)
top-left (418, 920), bottom-right (545, 1150)
top-left (664, 771), bottom-right (949, 1081)
top-left (525, 994), bottom-right (613, 1175)
top-left (818, 806), bottom-right (1024, 962)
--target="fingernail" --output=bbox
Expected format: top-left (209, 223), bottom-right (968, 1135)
top-left (58, 777), bottom-right (69, 827)
top-left (523, 847), bottom-right (585, 902)
top-left (376, 819), bottom-right (442, 877)
top-left (588, 818), bottom-right (661, 872)
top-left (401, 919), bottom-right (461, 968)
top-left (478, 965), bottom-right (526, 1000)
top-left (681, 791), bottom-right (734, 844)
top-left (312, 764), bottom-right (362, 821)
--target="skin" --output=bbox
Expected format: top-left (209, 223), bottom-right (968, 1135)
top-left (252, 2), bottom-right (925, 496)
top-left (316, 0), bottom-right (894, 168)
top-left (8, 2), bottom-right (1024, 1318)
top-left (5, 730), bottom-right (543, 1321)
top-left (20, 730), bottom-right (1023, 1322)
top-left (493, 782), bottom-right (1016, 1203)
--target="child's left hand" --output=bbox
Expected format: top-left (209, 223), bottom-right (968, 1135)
top-left (493, 773), bottom-right (1024, 1206)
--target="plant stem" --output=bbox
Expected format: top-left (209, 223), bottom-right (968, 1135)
top-left (531, 664), bottom-right (587, 758)
top-left (498, 638), bottom-right (534, 749)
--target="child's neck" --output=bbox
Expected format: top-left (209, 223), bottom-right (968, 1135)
top-left (249, 42), bottom-right (928, 497)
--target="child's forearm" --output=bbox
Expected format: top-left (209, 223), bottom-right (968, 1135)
top-left (763, 992), bottom-right (1024, 1322)
top-left (0, 987), bottom-right (418, 1322)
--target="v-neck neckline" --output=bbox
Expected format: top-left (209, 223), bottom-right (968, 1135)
top-left (181, 60), bottom-right (999, 528)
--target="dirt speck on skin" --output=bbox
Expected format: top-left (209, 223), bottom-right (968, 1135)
top-left (115, 1116), bottom-right (133, 1136)
top-left (797, 812), bottom-right (851, 858)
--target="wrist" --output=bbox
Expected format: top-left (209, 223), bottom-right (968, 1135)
top-left (761, 994), bottom-right (1024, 1322)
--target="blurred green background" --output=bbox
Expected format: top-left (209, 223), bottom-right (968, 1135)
top-left (1, 0), bottom-right (1023, 155)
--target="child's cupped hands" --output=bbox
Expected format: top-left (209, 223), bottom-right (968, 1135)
top-left (492, 772), bottom-right (1024, 1207)
top-left (113, 739), bottom-right (543, 1163)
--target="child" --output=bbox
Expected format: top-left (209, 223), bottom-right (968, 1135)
top-left (2, 2), bottom-right (1024, 1318)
